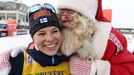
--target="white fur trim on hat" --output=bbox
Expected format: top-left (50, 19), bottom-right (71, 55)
top-left (57, 0), bottom-right (98, 22)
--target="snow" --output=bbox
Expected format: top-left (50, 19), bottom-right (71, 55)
top-left (0, 34), bottom-right (32, 53)
top-left (128, 38), bottom-right (134, 53)
top-left (0, 34), bottom-right (32, 74)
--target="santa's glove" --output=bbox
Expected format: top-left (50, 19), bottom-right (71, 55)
top-left (0, 47), bottom-right (25, 69)
top-left (0, 49), bottom-right (22, 74)
top-left (69, 55), bottom-right (97, 75)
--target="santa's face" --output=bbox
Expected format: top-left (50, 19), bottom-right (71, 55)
top-left (58, 9), bottom-right (76, 29)
top-left (59, 12), bottom-right (96, 56)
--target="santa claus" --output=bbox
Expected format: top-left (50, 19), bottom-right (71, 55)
top-left (56, 0), bottom-right (134, 75)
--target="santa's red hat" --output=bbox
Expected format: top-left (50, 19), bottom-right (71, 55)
top-left (57, 0), bottom-right (110, 22)
top-left (96, 0), bottom-right (110, 22)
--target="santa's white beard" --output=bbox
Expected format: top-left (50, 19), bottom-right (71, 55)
top-left (60, 14), bottom-right (97, 59)
top-left (61, 29), bottom-right (83, 56)
top-left (61, 29), bottom-right (98, 59)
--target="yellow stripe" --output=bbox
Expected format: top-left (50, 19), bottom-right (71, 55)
top-left (22, 51), bottom-right (70, 75)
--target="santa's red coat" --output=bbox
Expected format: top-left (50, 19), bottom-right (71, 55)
top-left (101, 26), bottom-right (134, 75)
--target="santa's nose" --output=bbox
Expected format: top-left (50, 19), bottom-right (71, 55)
top-left (60, 15), bottom-right (68, 22)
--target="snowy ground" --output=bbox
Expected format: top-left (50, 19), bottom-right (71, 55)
top-left (0, 34), bottom-right (32, 53)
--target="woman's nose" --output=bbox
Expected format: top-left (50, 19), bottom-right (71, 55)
top-left (45, 33), bottom-right (54, 42)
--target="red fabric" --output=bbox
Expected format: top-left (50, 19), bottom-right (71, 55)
top-left (28, 42), bottom-right (35, 49)
top-left (102, 28), bottom-right (134, 75)
top-left (95, 0), bottom-right (111, 22)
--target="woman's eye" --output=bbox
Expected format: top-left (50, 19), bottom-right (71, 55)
top-left (53, 29), bottom-right (60, 33)
top-left (38, 33), bottom-right (45, 35)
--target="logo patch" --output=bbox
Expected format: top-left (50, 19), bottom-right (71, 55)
top-left (40, 17), bottom-right (48, 23)
top-left (34, 9), bottom-right (51, 20)
top-left (27, 55), bottom-right (34, 64)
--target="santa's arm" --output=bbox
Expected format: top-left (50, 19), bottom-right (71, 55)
top-left (69, 54), bottom-right (134, 75)
top-left (103, 50), bottom-right (134, 75)
top-left (105, 45), bottom-right (134, 75)
top-left (69, 55), bottom-right (111, 75)
top-left (102, 28), bottom-right (134, 75)
top-left (110, 56), bottom-right (134, 75)
top-left (0, 44), bottom-right (29, 74)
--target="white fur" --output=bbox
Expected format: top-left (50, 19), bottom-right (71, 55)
top-left (90, 61), bottom-right (97, 75)
top-left (94, 60), bottom-right (110, 75)
top-left (77, 22), bottom-right (112, 59)
top-left (89, 60), bottom-right (111, 75)
top-left (0, 67), bottom-right (11, 75)
top-left (91, 22), bottom-right (112, 59)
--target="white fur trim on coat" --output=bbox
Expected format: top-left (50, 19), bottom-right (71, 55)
top-left (57, 0), bottom-right (98, 22)
top-left (0, 67), bottom-right (11, 75)
top-left (90, 60), bottom-right (111, 75)
top-left (90, 61), bottom-right (97, 75)
top-left (91, 22), bottom-right (112, 59)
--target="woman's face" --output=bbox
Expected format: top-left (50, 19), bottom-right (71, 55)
top-left (33, 26), bottom-right (62, 56)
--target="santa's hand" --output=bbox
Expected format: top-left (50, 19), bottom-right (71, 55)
top-left (69, 55), bottom-right (93, 75)
top-left (0, 49), bottom-right (22, 74)
top-left (0, 50), bottom-right (12, 74)
top-left (0, 50), bottom-right (11, 70)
